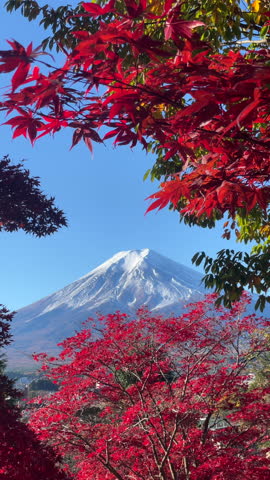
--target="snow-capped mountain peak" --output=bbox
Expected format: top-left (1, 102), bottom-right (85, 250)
top-left (7, 249), bottom-right (205, 369)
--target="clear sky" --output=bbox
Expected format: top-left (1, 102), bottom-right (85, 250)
top-left (0, 4), bottom-right (247, 311)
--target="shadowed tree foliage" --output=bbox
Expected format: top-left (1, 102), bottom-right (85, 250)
top-left (0, 305), bottom-right (69, 479)
top-left (0, 155), bottom-right (67, 236)
top-left (0, 304), bottom-right (19, 409)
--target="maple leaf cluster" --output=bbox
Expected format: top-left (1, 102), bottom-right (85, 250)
top-left (29, 294), bottom-right (270, 480)
top-left (0, 0), bottom-right (269, 223)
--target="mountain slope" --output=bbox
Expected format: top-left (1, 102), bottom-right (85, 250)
top-left (7, 249), bottom-right (206, 369)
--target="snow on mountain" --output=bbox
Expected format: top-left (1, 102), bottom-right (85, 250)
top-left (7, 249), bottom-right (205, 369)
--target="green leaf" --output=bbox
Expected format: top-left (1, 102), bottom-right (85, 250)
top-left (260, 25), bottom-right (269, 38)
top-left (143, 169), bottom-right (150, 181)
top-left (192, 251), bottom-right (206, 266)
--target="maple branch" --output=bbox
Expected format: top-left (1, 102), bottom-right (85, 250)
top-left (182, 455), bottom-right (190, 480)
top-left (159, 416), bottom-right (179, 475)
top-left (201, 411), bottom-right (213, 445)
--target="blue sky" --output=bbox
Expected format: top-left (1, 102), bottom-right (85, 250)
top-left (0, 4), bottom-right (247, 310)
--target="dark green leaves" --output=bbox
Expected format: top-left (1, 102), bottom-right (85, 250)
top-left (0, 155), bottom-right (67, 236)
top-left (192, 248), bottom-right (270, 310)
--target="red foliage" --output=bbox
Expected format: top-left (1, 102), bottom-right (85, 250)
top-left (29, 295), bottom-right (270, 480)
top-left (0, 307), bottom-right (69, 480)
top-left (0, 2), bottom-right (269, 221)
top-left (0, 405), bottom-right (69, 480)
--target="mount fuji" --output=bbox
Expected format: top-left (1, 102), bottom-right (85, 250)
top-left (7, 249), bottom-right (206, 369)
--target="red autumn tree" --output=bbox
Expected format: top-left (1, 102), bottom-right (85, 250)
top-left (0, 402), bottom-right (70, 479)
top-left (29, 294), bottom-right (270, 480)
top-left (0, 1), bottom-right (269, 306)
top-left (0, 305), bottom-right (69, 479)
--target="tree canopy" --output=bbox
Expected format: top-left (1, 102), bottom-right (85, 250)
top-left (0, 155), bottom-right (67, 236)
top-left (0, 305), bottom-right (69, 479)
top-left (4, 1), bottom-right (270, 51)
top-left (1, 0), bottom-right (270, 308)
top-left (29, 295), bottom-right (270, 479)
